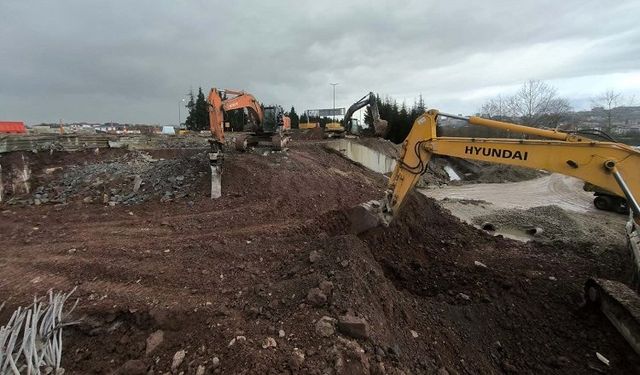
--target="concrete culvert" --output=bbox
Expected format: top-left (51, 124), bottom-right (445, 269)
top-left (481, 222), bottom-right (496, 231)
top-left (525, 227), bottom-right (544, 236)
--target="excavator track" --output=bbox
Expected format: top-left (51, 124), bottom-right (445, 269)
top-left (585, 278), bottom-right (640, 355)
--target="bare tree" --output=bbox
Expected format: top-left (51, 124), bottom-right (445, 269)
top-left (480, 95), bottom-right (508, 119)
top-left (591, 90), bottom-right (623, 132)
top-left (507, 80), bottom-right (572, 126)
top-left (479, 80), bottom-right (572, 127)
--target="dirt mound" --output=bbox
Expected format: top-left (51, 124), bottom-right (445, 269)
top-left (473, 205), bottom-right (627, 253)
top-left (0, 145), bottom-right (638, 374)
top-left (292, 127), bottom-right (324, 140)
top-left (353, 138), bottom-right (400, 159)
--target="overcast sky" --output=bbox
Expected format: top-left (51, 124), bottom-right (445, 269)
top-left (1, 0), bottom-right (639, 125)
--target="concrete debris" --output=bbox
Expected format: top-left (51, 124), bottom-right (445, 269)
top-left (316, 316), bottom-right (337, 337)
top-left (211, 357), bottom-right (220, 369)
top-left (171, 350), bottom-right (186, 372)
top-left (262, 337), bottom-right (277, 349)
top-left (474, 260), bottom-right (487, 268)
top-left (596, 352), bottom-right (610, 366)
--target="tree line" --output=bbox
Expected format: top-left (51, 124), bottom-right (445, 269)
top-left (182, 82), bottom-right (637, 144)
top-left (361, 80), bottom-right (637, 143)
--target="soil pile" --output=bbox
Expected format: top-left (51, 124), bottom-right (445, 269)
top-left (0, 144), bottom-right (638, 374)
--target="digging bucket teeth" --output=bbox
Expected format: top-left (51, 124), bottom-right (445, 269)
top-left (346, 194), bottom-right (394, 234)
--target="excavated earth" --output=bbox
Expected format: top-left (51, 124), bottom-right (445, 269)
top-left (0, 141), bottom-right (639, 374)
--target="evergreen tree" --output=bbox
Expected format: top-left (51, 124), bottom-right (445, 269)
top-left (192, 87), bottom-right (210, 131)
top-left (289, 106), bottom-right (300, 129)
top-left (184, 90), bottom-right (196, 130)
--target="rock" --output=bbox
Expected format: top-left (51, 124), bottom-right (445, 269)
top-left (67, 248), bottom-right (77, 254)
top-left (502, 360), bottom-right (518, 373)
top-left (548, 276), bottom-right (557, 281)
top-left (315, 316), bottom-right (337, 337)
top-left (228, 336), bottom-right (246, 347)
top-left (171, 350), bottom-right (186, 372)
top-left (437, 368), bottom-right (450, 375)
top-left (262, 337), bottom-right (277, 349)
top-left (279, 329), bottom-right (286, 338)
top-left (309, 250), bottom-right (321, 263)
top-left (145, 330), bottom-right (164, 355)
top-left (457, 292), bottom-right (471, 301)
top-left (319, 280), bottom-right (334, 295)
top-left (474, 261), bottom-right (487, 268)
top-left (211, 357), bottom-right (220, 369)
top-left (195, 365), bottom-right (205, 375)
top-left (333, 338), bottom-right (370, 375)
top-left (410, 330), bottom-right (419, 338)
top-left (337, 315), bottom-right (370, 340)
top-left (306, 288), bottom-right (327, 306)
top-left (288, 348), bottom-right (305, 370)
top-left (117, 359), bottom-right (147, 375)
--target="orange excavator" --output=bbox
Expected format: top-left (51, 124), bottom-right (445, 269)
top-left (207, 88), bottom-right (291, 198)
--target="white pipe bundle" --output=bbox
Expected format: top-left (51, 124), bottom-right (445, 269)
top-left (0, 288), bottom-right (79, 375)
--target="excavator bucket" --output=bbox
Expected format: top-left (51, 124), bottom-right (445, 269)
top-left (346, 198), bottom-right (393, 234)
top-left (373, 119), bottom-right (389, 137)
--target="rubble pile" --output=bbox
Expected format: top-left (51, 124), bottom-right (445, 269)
top-left (4, 149), bottom-right (208, 205)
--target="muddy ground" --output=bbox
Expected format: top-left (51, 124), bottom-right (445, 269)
top-left (1, 141), bottom-right (639, 374)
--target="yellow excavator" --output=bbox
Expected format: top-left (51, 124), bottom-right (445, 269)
top-left (353, 109), bottom-right (640, 355)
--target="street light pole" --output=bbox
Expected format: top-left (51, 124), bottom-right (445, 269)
top-left (178, 98), bottom-right (186, 127)
top-left (330, 83), bottom-right (339, 122)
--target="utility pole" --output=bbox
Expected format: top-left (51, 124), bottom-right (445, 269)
top-left (330, 83), bottom-right (339, 122)
top-left (178, 98), bottom-right (186, 127)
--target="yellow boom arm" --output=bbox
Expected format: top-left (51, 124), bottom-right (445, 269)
top-left (384, 110), bottom-right (640, 223)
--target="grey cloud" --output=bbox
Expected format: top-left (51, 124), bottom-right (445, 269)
top-left (0, 0), bottom-right (638, 124)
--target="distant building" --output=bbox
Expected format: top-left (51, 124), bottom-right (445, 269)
top-left (0, 121), bottom-right (26, 133)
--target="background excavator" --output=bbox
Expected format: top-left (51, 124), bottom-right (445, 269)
top-left (207, 88), bottom-right (291, 198)
top-left (343, 92), bottom-right (388, 136)
top-left (324, 92), bottom-right (388, 138)
top-left (351, 109), bottom-right (640, 355)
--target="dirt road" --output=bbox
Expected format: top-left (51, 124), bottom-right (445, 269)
top-left (422, 173), bottom-right (600, 213)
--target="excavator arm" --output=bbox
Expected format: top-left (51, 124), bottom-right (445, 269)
top-left (359, 109), bottom-right (640, 355)
top-left (384, 110), bottom-right (640, 221)
top-left (343, 92), bottom-right (388, 136)
top-left (208, 88), bottom-right (265, 142)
